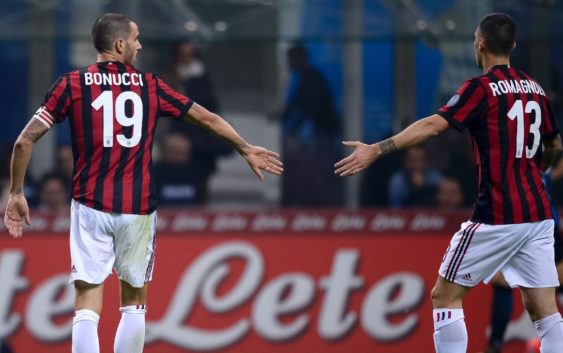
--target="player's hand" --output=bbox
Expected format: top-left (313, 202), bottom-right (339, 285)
top-left (4, 193), bottom-right (31, 238)
top-left (334, 141), bottom-right (379, 176)
top-left (241, 144), bottom-right (284, 182)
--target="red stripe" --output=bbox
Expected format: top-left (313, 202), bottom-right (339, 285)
top-left (44, 76), bottom-right (67, 117)
top-left (494, 69), bottom-right (524, 223)
top-left (142, 75), bottom-right (158, 213)
top-left (448, 311), bottom-right (451, 319)
top-left (101, 64), bottom-right (123, 212)
top-left (482, 75), bottom-right (503, 224)
top-left (452, 223), bottom-right (481, 280)
top-left (70, 72), bottom-right (85, 201)
top-left (446, 79), bottom-right (486, 126)
top-left (84, 65), bottom-right (104, 209)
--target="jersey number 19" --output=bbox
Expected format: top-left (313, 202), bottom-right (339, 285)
top-left (92, 90), bottom-right (143, 148)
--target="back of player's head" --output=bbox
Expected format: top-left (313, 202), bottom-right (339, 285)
top-left (478, 13), bottom-right (516, 56)
top-left (91, 13), bottom-right (135, 53)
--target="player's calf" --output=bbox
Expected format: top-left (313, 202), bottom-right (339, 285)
top-left (114, 305), bottom-right (146, 353)
top-left (72, 309), bottom-right (100, 353)
top-left (533, 313), bottom-right (563, 353)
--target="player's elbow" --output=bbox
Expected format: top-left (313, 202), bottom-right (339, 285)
top-left (422, 116), bottom-right (448, 138)
top-left (14, 135), bottom-right (33, 152)
top-left (201, 112), bottom-right (222, 130)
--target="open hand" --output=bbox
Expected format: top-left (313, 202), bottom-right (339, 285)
top-left (241, 145), bottom-right (284, 182)
top-left (334, 141), bottom-right (379, 176)
top-left (4, 194), bottom-right (31, 238)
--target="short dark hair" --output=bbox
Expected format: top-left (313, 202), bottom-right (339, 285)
top-left (91, 13), bottom-right (134, 53)
top-left (478, 13), bottom-right (516, 56)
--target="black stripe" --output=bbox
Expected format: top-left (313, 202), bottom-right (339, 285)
top-left (513, 157), bottom-right (531, 221)
top-left (132, 72), bottom-right (150, 214)
top-left (92, 63), bottom-right (114, 211)
top-left (145, 227), bottom-right (157, 282)
top-left (53, 76), bottom-right (70, 119)
top-left (513, 69), bottom-right (546, 220)
top-left (444, 226), bottom-right (470, 280)
top-left (470, 78), bottom-right (493, 224)
top-left (493, 70), bottom-right (513, 224)
top-left (156, 81), bottom-right (187, 116)
top-left (78, 68), bottom-right (93, 202)
top-left (112, 62), bottom-right (132, 213)
top-left (446, 223), bottom-right (478, 280)
top-left (451, 223), bottom-right (479, 280)
top-left (44, 75), bottom-right (64, 103)
top-left (66, 73), bottom-right (79, 197)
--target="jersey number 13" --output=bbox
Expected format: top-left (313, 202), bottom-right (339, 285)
top-left (507, 99), bottom-right (541, 159)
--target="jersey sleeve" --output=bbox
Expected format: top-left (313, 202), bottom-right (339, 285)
top-left (540, 98), bottom-right (560, 139)
top-left (437, 78), bottom-right (488, 132)
top-left (35, 75), bottom-right (71, 128)
top-left (155, 77), bottom-right (194, 119)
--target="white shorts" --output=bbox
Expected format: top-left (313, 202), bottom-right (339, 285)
top-left (69, 200), bottom-right (157, 288)
top-left (439, 219), bottom-right (559, 288)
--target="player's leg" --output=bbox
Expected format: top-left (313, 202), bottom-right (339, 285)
top-left (114, 281), bottom-right (149, 353)
top-left (112, 211), bottom-right (156, 353)
top-left (554, 231), bottom-right (563, 306)
top-left (519, 287), bottom-right (563, 353)
top-left (70, 200), bottom-right (116, 353)
top-left (482, 273), bottom-right (513, 353)
top-left (73, 281), bottom-right (104, 353)
top-left (431, 276), bottom-right (471, 353)
top-left (434, 221), bottom-right (521, 353)
top-left (505, 220), bottom-right (562, 353)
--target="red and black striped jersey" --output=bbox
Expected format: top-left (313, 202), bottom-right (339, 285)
top-left (438, 64), bottom-right (559, 225)
top-left (35, 61), bottom-right (193, 214)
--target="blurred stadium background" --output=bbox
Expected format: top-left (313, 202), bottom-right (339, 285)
top-left (0, 0), bottom-right (562, 352)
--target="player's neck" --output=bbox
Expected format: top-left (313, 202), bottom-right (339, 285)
top-left (97, 52), bottom-right (124, 64)
top-left (481, 55), bottom-right (510, 73)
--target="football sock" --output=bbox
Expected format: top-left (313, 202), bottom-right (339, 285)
top-left (433, 308), bottom-right (467, 353)
top-left (72, 309), bottom-right (100, 353)
top-left (533, 313), bottom-right (563, 353)
top-left (114, 305), bottom-right (146, 353)
top-left (488, 284), bottom-right (513, 351)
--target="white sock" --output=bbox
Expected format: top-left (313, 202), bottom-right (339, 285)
top-left (433, 308), bottom-right (467, 353)
top-left (533, 313), bottom-right (563, 353)
top-left (114, 305), bottom-right (147, 353)
top-left (72, 309), bottom-right (100, 353)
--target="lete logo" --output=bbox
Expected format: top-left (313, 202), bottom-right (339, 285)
top-left (144, 241), bottom-right (426, 350)
top-left (1, 242), bottom-right (426, 350)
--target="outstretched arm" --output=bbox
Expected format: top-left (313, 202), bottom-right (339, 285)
top-left (4, 118), bottom-right (49, 237)
top-left (184, 103), bottom-right (283, 181)
top-left (335, 114), bottom-right (450, 176)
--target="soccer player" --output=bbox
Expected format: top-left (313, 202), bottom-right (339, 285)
top-left (3, 13), bottom-right (283, 353)
top-left (480, 166), bottom-right (563, 353)
top-left (335, 13), bottom-right (563, 353)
